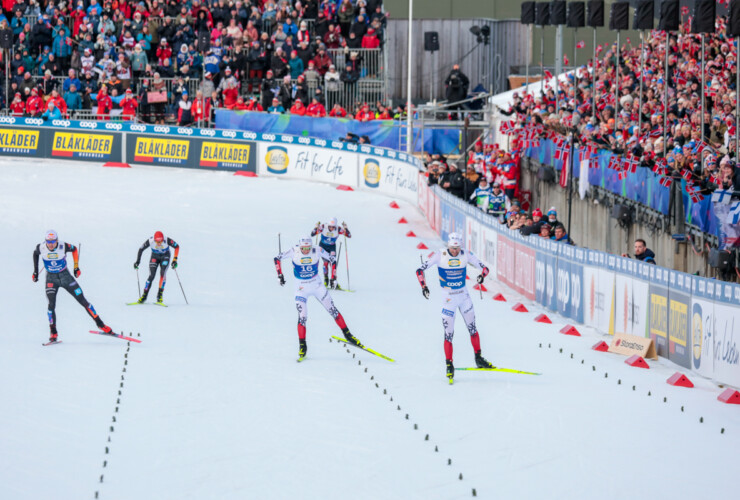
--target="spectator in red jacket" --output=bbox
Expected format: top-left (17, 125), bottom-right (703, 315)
top-left (245, 96), bottom-right (264, 111)
top-left (96, 85), bottom-right (113, 120)
top-left (361, 28), bottom-right (380, 49)
top-left (307, 97), bottom-right (327, 117)
top-left (312, 47), bottom-right (333, 76)
top-left (329, 103), bottom-right (348, 118)
top-left (356, 103), bottom-right (374, 122)
top-left (121, 89), bottom-right (138, 120)
top-left (10, 93), bottom-right (24, 116)
top-left (290, 99), bottom-right (307, 116)
top-left (25, 89), bottom-right (44, 116)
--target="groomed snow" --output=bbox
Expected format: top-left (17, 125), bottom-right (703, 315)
top-left (1, 158), bottom-right (738, 500)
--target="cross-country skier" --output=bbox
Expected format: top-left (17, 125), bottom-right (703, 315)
top-left (32, 230), bottom-right (113, 343)
top-left (415, 232), bottom-right (494, 382)
top-left (274, 236), bottom-right (361, 360)
top-left (310, 217), bottom-right (351, 288)
top-left (133, 231), bottom-right (180, 304)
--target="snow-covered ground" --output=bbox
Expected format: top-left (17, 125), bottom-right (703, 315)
top-left (1, 158), bottom-right (738, 500)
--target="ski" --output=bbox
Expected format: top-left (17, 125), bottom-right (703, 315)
top-left (126, 301), bottom-right (142, 306)
top-left (331, 335), bottom-right (395, 362)
top-left (90, 330), bottom-right (142, 343)
top-left (455, 367), bottom-right (541, 376)
top-left (325, 284), bottom-right (355, 293)
top-left (42, 340), bottom-right (62, 346)
top-left (127, 301), bottom-right (168, 307)
top-left (154, 301), bottom-right (168, 307)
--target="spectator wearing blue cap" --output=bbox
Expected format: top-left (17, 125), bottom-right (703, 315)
top-left (545, 207), bottom-right (560, 236)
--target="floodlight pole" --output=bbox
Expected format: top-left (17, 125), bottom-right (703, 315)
top-left (406, 0), bottom-right (413, 153)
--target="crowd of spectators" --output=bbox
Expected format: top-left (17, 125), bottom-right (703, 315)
top-left (0, 0), bottom-right (393, 124)
top-left (496, 18), bottom-right (740, 203)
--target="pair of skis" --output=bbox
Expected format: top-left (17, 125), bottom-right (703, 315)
top-left (126, 300), bottom-right (167, 307)
top-left (43, 330), bottom-right (142, 346)
top-left (446, 366), bottom-right (541, 384)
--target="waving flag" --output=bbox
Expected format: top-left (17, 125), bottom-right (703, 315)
top-left (658, 176), bottom-right (673, 187)
top-left (576, 40), bottom-right (585, 49)
top-left (730, 202), bottom-right (740, 224)
top-left (712, 189), bottom-right (733, 204)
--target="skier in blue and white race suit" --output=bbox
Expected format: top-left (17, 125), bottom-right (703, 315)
top-left (274, 237), bottom-right (361, 359)
top-left (310, 217), bottom-right (351, 288)
top-left (32, 230), bottom-right (113, 343)
top-left (416, 232), bottom-right (494, 381)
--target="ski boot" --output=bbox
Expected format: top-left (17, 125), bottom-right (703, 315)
top-left (156, 289), bottom-right (164, 305)
top-left (95, 318), bottom-right (112, 335)
top-left (342, 328), bottom-right (363, 348)
top-left (137, 290), bottom-right (149, 303)
top-left (324, 275), bottom-right (329, 287)
top-left (299, 339), bottom-right (307, 359)
top-left (475, 351), bottom-right (494, 369)
top-left (446, 360), bottom-right (454, 383)
top-left (49, 325), bottom-right (58, 343)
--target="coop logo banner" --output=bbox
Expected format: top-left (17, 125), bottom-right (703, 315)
top-left (265, 145), bottom-right (289, 174)
top-left (0, 128), bottom-right (39, 155)
top-left (199, 142), bottom-right (254, 170)
top-left (134, 137), bottom-right (189, 165)
top-left (52, 132), bottom-right (113, 159)
top-left (363, 159), bottom-right (381, 188)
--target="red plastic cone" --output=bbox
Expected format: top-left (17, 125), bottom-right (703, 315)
top-left (416, 243), bottom-right (428, 249)
top-left (492, 293), bottom-right (506, 302)
top-left (718, 389), bottom-right (740, 404)
top-left (336, 184), bottom-right (354, 191)
top-left (625, 355), bottom-right (650, 369)
top-left (389, 201), bottom-right (400, 208)
top-left (234, 171), bottom-right (257, 177)
top-left (103, 162), bottom-right (131, 168)
top-left (592, 341), bottom-right (609, 352)
top-left (534, 314), bottom-right (552, 324)
top-left (406, 231), bottom-right (416, 237)
top-left (472, 284), bottom-right (488, 292)
top-left (666, 372), bottom-right (694, 388)
top-left (512, 303), bottom-right (528, 312)
top-left (559, 325), bottom-right (581, 336)
top-left (398, 217), bottom-right (408, 223)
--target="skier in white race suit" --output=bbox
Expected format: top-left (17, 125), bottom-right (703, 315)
top-left (416, 232), bottom-right (494, 382)
top-left (274, 237), bottom-right (362, 359)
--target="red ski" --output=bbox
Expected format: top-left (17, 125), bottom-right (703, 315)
top-left (42, 340), bottom-right (62, 346)
top-left (89, 330), bottom-right (142, 343)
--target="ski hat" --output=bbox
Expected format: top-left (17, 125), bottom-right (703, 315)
top-left (45, 230), bottom-right (58, 243)
top-left (447, 232), bottom-right (462, 248)
top-left (328, 217), bottom-right (338, 227)
top-left (154, 231), bottom-right (164, 242)
top-left (547, 207), bottom-right (557, 217)
top-left (298, 237), bottom-right (312, 249)
top-left (532, 208), bottom-right (542, 218)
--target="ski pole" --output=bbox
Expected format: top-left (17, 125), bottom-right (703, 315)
top-left (136, 267), bottom-right (141, 296)
top-left (344, 233), bottom-right (351, 291)
top-left (335, 242), bottom-right (342, 288)
top-left (174, 268), bottom-right (188, 304)
top-left (278, 232), bottom-right (282, 254)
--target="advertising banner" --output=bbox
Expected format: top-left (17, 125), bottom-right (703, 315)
top-left (358, 153), bottom-right (419, 203)
top-left (263, 143), bottom-right (355, 183)
top-left (611, 274), bottom-right (649, 337)
top-left (690, 296), bottom-right (715, 379)
top-left (514, 241), bottom-right (537, 301)
top-left (50, 130), bottom-right (120, 162)
top-left (667, 271), bottom-right (692, 369)
top-left (608, 333), bottom-right (658, 359)
top-left (535, 246), bottom-right (547, 307)
top-left (708, 301), bottom-right (740, 387)
top-left (480, 225), bottom-right (497, 277)
top-left (130, 135), bottom-right (190, 166)
top-left (496, 234), bottom-right (516, 291)
top-left (198, 141), bottom-right (256, 171)
top-left (0, 127), bottom-right (42, 157)
top-left (648, 266), bottom-right (670, 357)
top-left (465, 215), bottom-right (483, 258)
top-left (584, 256), bottom-right (615, 334)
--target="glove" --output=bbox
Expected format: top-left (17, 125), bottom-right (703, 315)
top-left (32, 272), bottom-right (38, 282)
top-left (74, 267), bottom-right (81, 278)
top-left (476, 274), bottom-right (485, 284)
top-left (278, 273), bottom-right (285, 286)
top-left (172, 258), bottom-right (178, 269)
top-left (134, 262), bottom-right (139, 269)
top-left (422, 286), bottom-right (430, 299)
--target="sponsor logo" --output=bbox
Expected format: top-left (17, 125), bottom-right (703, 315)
top-left (692, 303), bottom-right (703, 369)
top-left (262, 133), bottom-right (276, 141)
top-left (26, 118), bottom-right (44, 126)
top-left (134, 137), bottom-right (189, 164)
top-left (388, 151), bottom-right (397, 158)
top-left (222, 130), bottom-right (236, 138)
top-left (200, 142), bottom-right (252, 168)
top-left (347, 143), bottom-right (358, 151)
top-left (178, 127), bottom-right (194, 135)
top-left (442, 308), bottom-right (455, 317)
top-left (242, 131), bottom-right (257, 140)
top-left (280, 135), bottom-right (294, 143)
top-left (47, 283), bottom-right (54, 288)
top-left (448, 259), bottom-right (461, 267)
top-left (669, 299), bottom-right (688, 348)
top-left (315, 139), bottom-right (326, 147)
top-left (0, 117), bottom-right (16, 124)
top-left (373, 148), bottom-right (383, 155)
top-left (199, 128), bottom-right (216, 137)
top-left (589, 274), bottom-right (595, 321)
top-left (298, 137), bottom-right (310, 145)
top-left (104, 122), bottom-right (122, 130)
top-left (300, 257), bottom-right (312, 264)
top-left (80, 121), bottom-right (98, 129)
top-left (265, 145), bottom-right (289, 174)
top-left (363, 159), bottom-right (381, 188)
top-left (332, 141), bottom-right (344, 149)
top-left (74, 288), bottom-right (82, 296)
top-left (52, 132), bottom-right (113, 159)
top-left (360, 145), bottom-right (371, 153)
top-left (650, 294), bottom-right (668, 338)
top-left (130, 124), bottom-right (147, 133)
top-left (615, 339), bottom-right (645, 351)
top-left (153, 126), bottom-right (171, 134)
top-left (51, 120), bottom-right (71, 127)
top-left (0, 129), bottom-right (39, 154)
top-left (445, 281), bottom-right (463, 288)
top-left (295, 295), bottom-right (307, 302)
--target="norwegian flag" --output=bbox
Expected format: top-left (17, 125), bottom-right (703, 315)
top-left (681, 6), bottom-right (689, 16)
top-left (658, 176), bottom-right (673, 187)
top-left (710, 174), bottom-right (722, 185)
top-left (587, 143), bottom-right (599, 157)
top-left (649, 127), bottom-right (663, 138)
top-left (693, 141), bottom-right (707, 155)
top-left (674, 75), bottom-right (688, 86)
top-left (618, 169), bottom-right (628, 180)
top-left (544, 69), bottom-right (553, 80)
top-left (690, 191), bottom-right (705, 203)
top-left (563, 54), bottom-right (569, 66)
top-left (608, 157), bottom-right (621, 170)
top-left (576, 40), bottom-right (585, 49)
top-left (624, 156), bottom-right (639, 173)
top-left (681, 169), bottom-right (693, 181)
top-left (555, 141), bottom-right (570, 164)
top-left (499, 120), bottom-right (515, 135)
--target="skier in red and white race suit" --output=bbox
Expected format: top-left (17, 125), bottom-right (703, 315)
top-left (32, 230), bottom-right (113, 343)
top-left (415, 232), bottom-right (494, 382)
top-left (134, 231), bottom-right (180, 304)
top-left (274, 237), bottom-right (361, 359)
